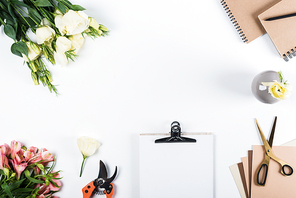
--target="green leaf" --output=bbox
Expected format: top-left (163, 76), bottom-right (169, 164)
top-left (12, 187), bottom-right (34, 193)
top-left (33, 0), bottom-right (53, 7)
top-left (1, 182), bottom-right (13, 198)
top-left (7, 179), bottom-right (25, 191)
top-left (63, 0), bottom-right (72, 5)
top-left (57, 2), bottom-right (67, 14)
top-left (11, 41), bottom-right (28, 57)
top-left (24, 170), bottom-right (44, 184)
top-left (10, 0), bottom-right (31, 8)
top-left (4, 24), bottom-right (16, 40)
top-left (28, 8), bottom-right (42, 23)
top-left (70, 4), bottom-right (85, 11)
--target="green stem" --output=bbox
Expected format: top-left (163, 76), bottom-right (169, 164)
top-left (11, 5), bottom-right (37, 34)
top-left (79, 155), bottom-right (87, 177)
top-left (0, 17), bottom-right (5, 26)
top-left (13, 4), bottom-right (39, 25)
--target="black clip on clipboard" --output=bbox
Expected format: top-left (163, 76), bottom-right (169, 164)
top-left (155, 121), bottom-right (196, 143)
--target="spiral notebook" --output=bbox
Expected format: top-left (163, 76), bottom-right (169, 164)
top-left (258, 0), bottom-right (296, 61)
top-left (220, 0), bottom-right (279, 43)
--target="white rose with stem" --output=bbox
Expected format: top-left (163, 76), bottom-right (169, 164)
top-left (77, 136), bottom-right (101, 177)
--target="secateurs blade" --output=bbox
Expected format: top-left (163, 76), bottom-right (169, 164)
top-left (82, 160), bottom-right (117, 198)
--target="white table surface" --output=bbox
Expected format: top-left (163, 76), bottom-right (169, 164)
top-left (1, 0), bottom-right (296, 197)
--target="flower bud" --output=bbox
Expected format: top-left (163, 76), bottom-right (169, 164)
top-left (45, 178), bottom-right (50, 186)
top-left (28, 61), bottom-right (38, 72)
top-left (30, 42), bottom-right (41, 55)
top-left (89, 17), bottom-right (100, 30)
top-left (48, 55), bottom-right (56, 65)
top-left (31, 72), bottom-right (39, 85)
top-left (37, 163), bottom-right (45, 172)
top-left (46, 71), bottom-right (53, 82)
top-left (10, 172), bottom-right (16, 178)
top-left (3, 168), bottom-right (9, 176)
top-left (99, 25), bottom-right (108, 32)
top-left (42, 45), bottom-right (49, 59)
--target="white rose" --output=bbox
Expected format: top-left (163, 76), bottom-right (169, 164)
top-left (56, 10), bottom-right (89, 35)
top-left (54, 15), bottom-right (67, 35)
top-left (54, 51), bottom-right (68, 66)
top-left (77, 136), bottom-right (101, 157)
top-left (22, 42), bottom-right (42, 62)
top-left (56, 36), bottom-right (72, 53)
top-left (36, 26), bottom-right (55, 45)
top-left (77, 136), bottom-right (101, 177)
top-left (69, 34), bottom-right (85, 54)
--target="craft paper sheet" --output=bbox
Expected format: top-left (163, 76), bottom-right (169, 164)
top-left (250, 145), bottom-right (296, 197)
top-left (139, 133), bottom-right (213, 198)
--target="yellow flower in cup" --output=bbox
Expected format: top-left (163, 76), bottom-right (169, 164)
top-left (262, 72), bottom-right (291, 100)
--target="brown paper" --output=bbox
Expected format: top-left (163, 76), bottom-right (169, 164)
top-left (259, 0), bottom-right (296, 58)
top-left (251, 145), bottom-right (296, 197)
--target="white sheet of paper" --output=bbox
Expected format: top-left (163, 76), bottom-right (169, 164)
top-left (139, 133), bottom-right (213, 198)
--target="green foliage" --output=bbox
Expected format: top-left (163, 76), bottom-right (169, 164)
top-left (33, 0), bottom-right (53, 7)
top-left (11, 41), bottom-right (28, 57)
top-left (71, 4), bottom-right (85, 11)
top-left (4, 24), bottom-right (16, 40)
top-left (0, 0), bottom-right (108, 94)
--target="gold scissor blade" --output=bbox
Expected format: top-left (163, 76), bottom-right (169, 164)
top-left (255, 119), bottom-right (272, 153)
top-left (268, 116), bottom-right (277, 147)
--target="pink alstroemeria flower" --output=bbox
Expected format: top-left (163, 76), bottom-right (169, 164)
top-left (30, 148), bottom-right (53, 163)
top-left (35, 183), bottom-right (59, 198)
top-left (0, 143), bottom-right (11, 156)
top-left (24, 150), bottom-right (34, 162)
top-left (48, 171), bottom-right (62, 191)
top-left (10, 140), bottom-right (22, 159)
top-left (24, 146), bottom-right (38, 162)
top-left (0, 154), bottom-right (10, 169)
top-left (10, 158), bottom-right (27, 180)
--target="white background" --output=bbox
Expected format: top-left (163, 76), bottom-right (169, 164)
top-left (1, 0), bottom-right (296, 197)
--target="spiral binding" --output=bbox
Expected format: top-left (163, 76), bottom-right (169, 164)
top-left (283, 47), bottom-right (296, 62)
top-left (221, 0), bottom-right (248, 43)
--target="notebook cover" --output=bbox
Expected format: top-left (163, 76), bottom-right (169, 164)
top-left (259, 0), bottom-right (296, 60)
top-left (221, 0), bottom-right (279, 43)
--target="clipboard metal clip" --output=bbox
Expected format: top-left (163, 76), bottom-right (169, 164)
top-left (155, 121), bottom-right (196, 143)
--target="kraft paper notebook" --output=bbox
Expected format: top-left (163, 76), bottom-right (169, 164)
top-left (220, 0), bottom-right (279, 43)
top-left (139, 133), bottom-right (213, 198)
top-left (259, 0), bottom-right (296, 61)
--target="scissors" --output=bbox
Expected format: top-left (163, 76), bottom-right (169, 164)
top-left (255, 117), bottom-right (293, 186)
top-left (82, 160), bottom-right (117, 198)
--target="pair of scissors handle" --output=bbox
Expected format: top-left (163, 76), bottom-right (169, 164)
top-left (257, 153), bottom-right (294, 186)
top-left (82, 181), bottom-right (96, 198)
top-left (104, 183), bottom-right (114, 198)
top-left (257, 154), bottom-right (270, 186)
top-left (270, 154), bottom-right (294, 176)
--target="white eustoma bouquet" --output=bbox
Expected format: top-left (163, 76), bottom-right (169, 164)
top-left (0, 0), bottom-right (108, 94)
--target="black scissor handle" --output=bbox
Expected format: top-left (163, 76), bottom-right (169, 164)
top-left (282, 164), bottom-right (293, 176)
top-left (257, 163), bottom-right (268, 186)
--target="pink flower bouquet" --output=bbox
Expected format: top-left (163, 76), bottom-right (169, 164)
top-left (0, 140), bottom-right (62, 198)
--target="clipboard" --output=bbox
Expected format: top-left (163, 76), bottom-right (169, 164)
top-left (139, 121), bottom-right (214, 198)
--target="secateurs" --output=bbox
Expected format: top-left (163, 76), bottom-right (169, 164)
top-left (82, 160), bottom-right (117, 198)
